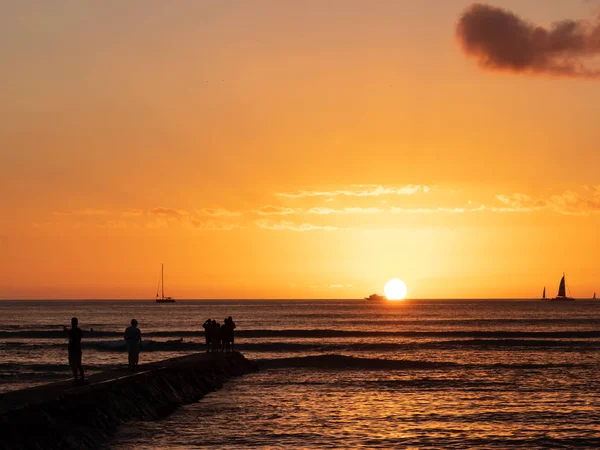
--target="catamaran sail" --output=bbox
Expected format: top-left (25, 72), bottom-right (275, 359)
top-left (594, 292), bottom-right (597, 300)
top-left (557, 276), bottom-right (566, 298)
top-left (550, 273), bottom-right (574, 301)
top-left (542, 287), bottom-right (546, 299)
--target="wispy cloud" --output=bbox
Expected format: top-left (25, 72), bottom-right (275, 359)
top-left (149, 208), bottom-right (189, 217)
top-left (197, 208), bottom-right (242, 217)
top-left (255, 206), bottom-right (297, 216)
top-left (492, 190), bottom-right (600, 215)
top-left (492, 194), bottom-right (548, 213)
top-left (53, 209), bottom-right (108, 216)
top-left (310, 284), bottom-right (353, 288)
top-left (121, 209), bottom-right (144, 217)
top-left (306, 207), bottom-right (384, 215)
top-left (255, 219), bottom-right (338, 231)
top-left (390, 206), bottom-right (477, 214)
top-left (277, 184), bottom-right (431, 198)
top-left (188, 219), bottom-right (241, 231)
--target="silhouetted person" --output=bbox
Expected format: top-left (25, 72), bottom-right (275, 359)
top-left (124, 319), bottom-right (142, 371)
top-left (68, 317), bottom-right (85, 383)
top-left (221, 318), bottom-right (230, 352)
top-left (202, 319), bottom-right (212, 352)
top-left (209, 320), bottom-right (219, 352)
top-left (228, 316), bottom-right (236, 351)
top-left (216, 322), bottom-right (223, 352)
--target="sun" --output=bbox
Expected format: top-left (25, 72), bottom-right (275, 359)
top-left (384, 278), bottom-right (407, 300)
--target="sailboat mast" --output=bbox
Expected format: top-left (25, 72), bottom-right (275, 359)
top-left (162, 263), bottom-right (164, 301)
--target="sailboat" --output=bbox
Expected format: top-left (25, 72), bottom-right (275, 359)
top-left (542, 287), bottom-right (546, 300)
top-left (549, 273), bottom-right (574, 301)
top-left (594, 292), bottom-right (596, 300)
top-left (156, 263), bottom-right (175, 303)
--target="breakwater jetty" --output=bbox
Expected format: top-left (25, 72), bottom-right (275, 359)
top-left (0, 352), bottom-right (257, 450)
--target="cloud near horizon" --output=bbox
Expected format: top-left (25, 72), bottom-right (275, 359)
top-left (188, 219), bottom-right (241, 231)
top-left (149, 207), bottom-right (189, 217)
top-left (457, 3), bottom-right (600, 78)
top-left (39, 185), bottom-right (600, 233)
top-left (494, 190), bottom-right (600, 215)
top-left (197, 208), bottom-right (242, 217)
top-left (255, 206), bottom-right (297, 215)
top-left (255, 219), bottom-right (338, 232)
top-left (53, 209), bottom-right (108, 216)
top-left (307, 207), bottom-right (385, 215)
top-left (277, 184), bottom-right (431, 198)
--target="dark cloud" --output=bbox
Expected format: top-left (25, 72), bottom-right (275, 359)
top-left (456, 3), bottom-right (600, 78)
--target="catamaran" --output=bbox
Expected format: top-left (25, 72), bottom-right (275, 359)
top-left (594, 292), bottom-right (596, 300)
top-left (542, 287), bottom-right (546, 300)
top-left (549, 273), bottom-right (574, 301)
top-left (156, 263), bottom-right (175, 303)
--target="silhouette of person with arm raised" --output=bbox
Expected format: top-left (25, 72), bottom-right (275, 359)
top-left (202, 319), bottom-right (212, 352)
top-left (68, 317), bottom-right (85, 384)
top-left (124, 319), bottom-right (142, 371)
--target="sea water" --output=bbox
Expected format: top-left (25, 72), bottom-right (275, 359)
top-left (1, 300), bottom-right (599, 448)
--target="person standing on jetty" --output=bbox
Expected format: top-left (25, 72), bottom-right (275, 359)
top-left (221, 317), bottom-right (236, 352)
top-left (202, 318), bottom-right (212, 352)
top-left (124, 319), bottom-right (142, 371)
top-left (68, 317), bottom-right (85, 384)
top-left (228, 316), bottom-right (236, 351)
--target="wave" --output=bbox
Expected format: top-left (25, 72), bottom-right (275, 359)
top-left (241, 340), bottom-right (600, 351)
top-left (0, 362), bottom-right (118, 372)
top-left (0, 330), bottom-right (200, 339)
top-left (237, 329), bottom-right (600, 338)
top-left (256, 354), bottom-right (589, 371)
top-left (3, 329), bottom-right (600, 340)
top-left (3, 338), bottom-right (600, 354)
top-left (258, 354), bottom-right (459, 370)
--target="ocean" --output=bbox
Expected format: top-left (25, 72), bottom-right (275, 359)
top-left (1, 299), bottom-right (599, 448)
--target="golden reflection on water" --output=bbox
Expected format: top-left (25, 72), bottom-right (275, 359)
top-left (112, 365), bottom-right (600, 449)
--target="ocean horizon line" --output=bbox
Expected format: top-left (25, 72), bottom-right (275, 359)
top-left (0, 297), bottom-right (575, 302)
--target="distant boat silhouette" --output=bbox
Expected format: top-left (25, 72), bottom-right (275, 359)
top-left (594, 292), bottom-right (596, 300)
top-left (549, 273), bottom-right (574, 301)
top-left (156, 263), bottom-right (175, 303)
top-left (542, 286), bottom-right (546, 299)
top-left (364, 293), bottom-right (387, 302)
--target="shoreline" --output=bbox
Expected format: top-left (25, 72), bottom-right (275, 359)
top-left (0, 352), bottom-right (257, 450)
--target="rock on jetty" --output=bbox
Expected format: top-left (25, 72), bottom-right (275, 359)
top-left (0, 352), bottom-right (257, 450)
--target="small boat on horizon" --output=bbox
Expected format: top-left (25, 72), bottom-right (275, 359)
top-left (364, 293), bottom-right (387, 302)
top-left (594, 292), bottom-right (596, 300)
top-left (156, 263), bottom-right (175, 303)
top-left (549, 273), bottom-right (574, 302)
top-left (542, 286), bottom-right (546, 300)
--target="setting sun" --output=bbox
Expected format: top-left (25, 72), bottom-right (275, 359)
top-left (384, 278), bottom-right (408, 300)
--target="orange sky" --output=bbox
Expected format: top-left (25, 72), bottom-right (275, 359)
top-left (1, 1), bottom-right (599, 299)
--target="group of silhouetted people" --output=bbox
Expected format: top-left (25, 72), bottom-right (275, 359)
top-left (66, 315), bottom-right (236, 384)
top-left (202, 316), bottom-right (236, 352)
